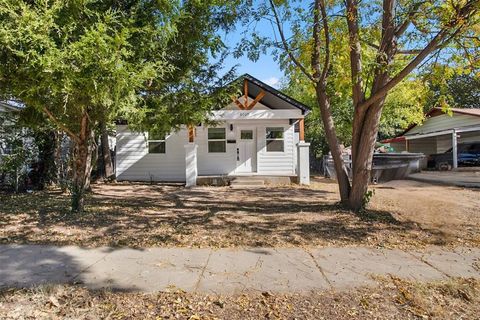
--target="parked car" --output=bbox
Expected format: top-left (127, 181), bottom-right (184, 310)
top-left (427, 142), bottom-right (480, 170)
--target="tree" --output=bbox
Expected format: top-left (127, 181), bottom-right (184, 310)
top-left (283, 73), bottom-right (427, 158)
top-left (344, 0), bottom-right (478, 210)
top-left (426, 69), bottom-right (480, 110)
top-left (99, 120), bottom-right (114, 180)
top-left (238, 0), bottom-right (479, 210)
top-left (0, 0), bottom-right (245, 212)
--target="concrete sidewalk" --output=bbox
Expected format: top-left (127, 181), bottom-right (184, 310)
top-left (0, 245), bottom-right (479, 293)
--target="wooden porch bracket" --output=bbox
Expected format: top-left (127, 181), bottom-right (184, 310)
top-left (232, 97), bottom-right (245, 110)
top-left (232, 80), bottom-right (266, 110)
top-left (246, 90), bottom-right (266, 110)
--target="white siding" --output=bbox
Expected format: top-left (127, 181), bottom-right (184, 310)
top-left (407, 114), bottom-right (480, 135)
top-left (116, 125), bottom-right (187, 181)
top-left (116, 118), bottom-right (298, 181)
top-left (196, 125), bottom-right (236, 175)
top-left (256, 121), bottom-right (296, 174)
top-left (196, 119), bottom-right (296, 176)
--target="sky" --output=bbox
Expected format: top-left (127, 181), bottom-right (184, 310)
top-left (216, 19), bottom-right (284, 88)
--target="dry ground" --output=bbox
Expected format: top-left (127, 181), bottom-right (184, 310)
top-left (0, 178), bottom-right (479, 248)
top-left (1, 278), bottom-right (479, 319)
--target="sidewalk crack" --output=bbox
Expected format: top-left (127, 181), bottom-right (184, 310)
top-left (71, 250), bottom-right (113, 283)
top-left (303, 247), bottom-right (332, 289)
top-left (407, 251), bottom-right (452, 279)
top-left (194, 249), bottom-right (212, 292)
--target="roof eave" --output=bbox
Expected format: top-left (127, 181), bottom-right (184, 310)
top-left (242, 74), bottom-right (311, 115)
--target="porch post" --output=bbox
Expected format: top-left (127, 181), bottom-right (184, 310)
top-left (452, 129), bottom-right (458, 169)
top-left (299, 118), bottom-right (305, 141)
top-left (297, 141), bottom-right (310, 185)
top-left (184, 143), bottom-right (197, 187)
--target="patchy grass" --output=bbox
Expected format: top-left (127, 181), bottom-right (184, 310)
top-left (0, 179), bottom-right (479, 248)
top-left (1, 278), bottom-right (478, 319)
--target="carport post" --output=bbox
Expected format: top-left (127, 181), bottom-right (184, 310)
top-left (452, 129), bottom-right (458, 169)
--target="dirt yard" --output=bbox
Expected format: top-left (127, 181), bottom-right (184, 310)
top-left (0, 178), bottom-right (479, 248)
top-left (1, 278), bottom-right (479, 319)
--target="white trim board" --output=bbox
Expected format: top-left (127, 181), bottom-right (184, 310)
top-left (210, 109), bottom-right (303, 120)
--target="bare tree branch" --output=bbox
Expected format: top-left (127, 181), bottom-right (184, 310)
top-left (268, 0), bottom-right (315, 82)
top-left (43, 107), bottom-right (80, 143)
top-left (359, 33), bottom-right (447, 109)
top-left (319, 0), bottom-right (330, 83)
top-left (394, 1), bottom-right (425, 37)
top-left (311, 0), bottom-right (322, 82)
top-left (359, 0), bottom-right (479, 109)
top-left (363, 40), bottom-right (423, 55)
top-left (345, 0), bottom-right (365, 106)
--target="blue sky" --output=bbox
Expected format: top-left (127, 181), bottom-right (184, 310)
top-left (217, 20), bottom-right (284, 88)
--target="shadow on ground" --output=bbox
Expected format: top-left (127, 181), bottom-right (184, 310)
top-left (0, 183), bottom-right (458, 248)
top-left (0, 245), bottom-right (144, 291)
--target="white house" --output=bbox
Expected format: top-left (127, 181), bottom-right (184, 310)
top-left (0, 101), bottom-right (22, 157)
top-left (115, 74), bottom-right (311, 186)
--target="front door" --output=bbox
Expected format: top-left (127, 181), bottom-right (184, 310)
top-left (236, 127), bottom-right (256, 173)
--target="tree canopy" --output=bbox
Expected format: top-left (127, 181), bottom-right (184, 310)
top-left (0, 0), bottom-right (246, 211)
top-left (235, 0), bottom-right (480, 210)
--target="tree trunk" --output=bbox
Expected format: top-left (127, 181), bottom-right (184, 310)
top-left (100, 121), bottom-right (114, 180)
top-left (35, 130), bottom-right (58, 189)
top-left (315, 83), bottom-right (351, 203)
top-left (71, 112), bottom-right (94, 213)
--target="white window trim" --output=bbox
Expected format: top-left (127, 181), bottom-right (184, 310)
top-left (208, 127), bottom-right (227, 153)
top-left (266, 127), bottom-right (285, 153)
top-left (147, 132), bottom-right (167, 154)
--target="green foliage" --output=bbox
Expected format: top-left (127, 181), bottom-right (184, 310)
top-left (0, 0), bottom-right (247, 211)
top-left (362, 188), bottom-right (375, 210)
top-left (0, 0), bottom-right (245, 137)
top-left (236, 0), bottom-right (479, 158)
top-left (425, 67), bottom-right (480, 110)
top-left (0, 0), bottom-right (169, 135)
top-left (379, 79), bottom-right (427, 139)
top-left (282, 78), bottom-right (353, 158)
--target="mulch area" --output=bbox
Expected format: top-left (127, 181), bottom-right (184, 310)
top-left (1, 277), bottom-right (479, 319)
top-left (0, 179), bottom-right (479, 249)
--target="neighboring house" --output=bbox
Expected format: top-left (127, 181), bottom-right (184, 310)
top-left (0, 101), bottom-right (22, 156)
top-left (383, 107), bottom-right (480, 168)
top-left (115, 74), bottom-right (311, 185)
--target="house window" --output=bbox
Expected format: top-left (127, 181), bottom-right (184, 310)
top-left (266, 127), bottom-right (284, 152)
top-left (208, 128), bottom-right (226, 153)
top-left (240, 130), bottom-right (253, 140)
top-left (148, 131), bottom-right (166, 154)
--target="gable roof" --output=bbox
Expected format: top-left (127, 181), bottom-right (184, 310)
top-left (239, 74), bottom-right (310, 115)
top-left (401, 107), bottom-right (480, 136)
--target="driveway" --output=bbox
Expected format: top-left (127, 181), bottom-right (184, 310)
top-left (408, 170), bottom-right (480, 188)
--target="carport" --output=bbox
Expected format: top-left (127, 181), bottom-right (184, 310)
top-left (384, 108), bottom-right (480, 169)
top-left (405, 127), bottom-right (480, 168)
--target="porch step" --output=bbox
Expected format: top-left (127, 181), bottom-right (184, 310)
top-left (230, 177), bottom-right (265, 188)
